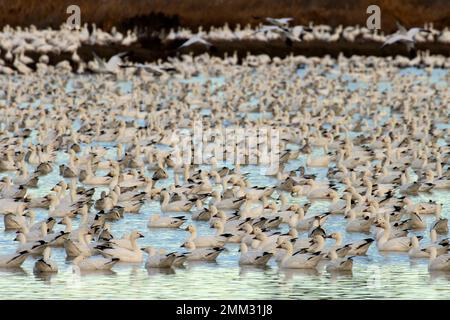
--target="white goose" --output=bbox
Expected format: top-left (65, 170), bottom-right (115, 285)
top-left (72, 254), bottom-right (120, 271)
top-left (210, 191), bottom-right (246, 210)
top-left (142, 246), bottom-right (177, 268)
top-left (326, 249), bottom-right (354, 272)
top-left (184, 224), bottom-right (232, 248)
top-left (277, 240), bottom-right (323, 269)
top-left (180, 240), bottom-right (225, 261)
top-left (147, 214), bottom-right (186, 228)
top-left (0, 250), bottom-right (30, 268)
top-left (33, 247), bottom-right (58, 273)
top-left (408, 235), bottom-right (430, 258)
top-left (160, 190), bottom-right (195, 212)
top-left (345, 210), bottom-right (373, 233)
top-left (64, 228), bottom-right (92, 257)
top-left (14, 232), bottom-right (47, 255)
top-left (96, 232), bottom-right (144, 263)
top-left (375, 219), bottom-right (413, 252)
top-left (108, 231), bottom-right (144, 250)
top-left (427, 247), bottom-right (450, 271)
top-left (238, 243), bottom-right (273, 266)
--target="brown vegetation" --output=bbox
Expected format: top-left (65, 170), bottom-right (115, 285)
top-left (0, 0), bottom-right (449, 32)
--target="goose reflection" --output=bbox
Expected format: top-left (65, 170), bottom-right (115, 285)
top-left (33, 271), bottom-right (57, 283)
top-left (328, 270), bottom-right (353, 283)
top-left (239, 265), bottom-right (272, 277)
top-left (0, 267), bottom-right (28, 275)
top-left (147, 267), bottom-right (176, 276)
top-left (429, 271), bottom-right (450, 282)
top-left (279, 268), bottom-right (320, 281)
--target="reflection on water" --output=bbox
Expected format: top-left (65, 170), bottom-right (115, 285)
top-left (0, 67), bottom-right (449, 300)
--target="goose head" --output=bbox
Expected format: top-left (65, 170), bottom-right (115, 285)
top-left (129, 230), bottom-right (145, 240)
top-left (184, 225), bottom-right (196, 233)
top-left (180, 240), bottom-right (196, 250)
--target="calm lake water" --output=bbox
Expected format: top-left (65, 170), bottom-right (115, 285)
top-left (0, 66), bottom-right (449, 299)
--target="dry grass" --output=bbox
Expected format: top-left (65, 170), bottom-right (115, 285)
top-left (0, 0), bottom-right (449, 31)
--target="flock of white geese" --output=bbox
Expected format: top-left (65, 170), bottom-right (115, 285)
top-left (169, 21), bottom-right (450, 44)
top-left (0, 32), bottom-right (449, 277)
top-left (2, 20), bottom-right (450, 75)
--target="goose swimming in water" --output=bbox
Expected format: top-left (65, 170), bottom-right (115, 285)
top-left (72, 254), bottom-right (120, 272)
top-left (184, 224), bottom-right (233, 248)
top-left (142, 246), bottom-right (177, 268)
top-left (277, 240), bottom-right (323, 269)
top-left (0, 250), bottom-right (30, 268)
top-left (238, 242), bottom-right (273, 266)
top-left (326, 249), bottom-right (354, 272)
top-left (147, 214), bottom-right (187, 228)
top-left (427, 247), bottom-right (450, 271)
top-left (33, 247), bottom-right (58, 273)
top-left (180, 241), bottom-right (225, 261)
top-left (375, 219), bottom-right (414, 252)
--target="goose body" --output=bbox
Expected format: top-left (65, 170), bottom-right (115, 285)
top-left (181, 241), bottom-right (225, 261)
top-left (0, 250), bottom-right (30, 268)
top-left (73, 255), bottom-right (120, 271)
top-left (33, 247), bottom-right (58, 273)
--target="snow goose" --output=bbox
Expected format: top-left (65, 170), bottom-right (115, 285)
top-left (180, 241), bottom-right (225, 261)
top-left (297, 210), bottom-right (329, 231)
top-left (109, 230), bottom-right (144, 250)
top-left (96, 231), bottom-right (144, 263)
top-left (210, 220), bottom-right (242, 243)
top-left (427, 247), bottom-right (450, 271)
top-left (142, 246), bottom-right (177, 268)
top-left (324, 232), bottom-right (352, 258)
top-left (329, 193), bottom-right (351, 214)
top-left (238, 243), bottom-right (273, 266)
top-left (210, 190), bottom-right (246, 210)
top-left (408, 235), bottom-right (430, 258)
top-left (3, 208), bottom-right (29, 230)
top-left (347, 238), bottom-right (375, 256)
top-left (326, 249), bottom-right (354, 272)
top-left (0, 250), bottom-right (30, 268)
top-left (382, 22), bottom-right (430, 52)
top-left (33, 247), bottom-right (58, 273)
top-left (184, 224), bottom-right (232, 248)
top-left (426, 229), bottom-right (450, 255)
top-left (72, 254), bottom-right (120, 272)
top-left (192, 205), bottom-right (218, 221)
top-left (64, 228), bottom-right (92, 257)
top-left (408, 211), bottom-right (427, 229)
top-left (375, 219), bottom-right (413, 252)
top-left (277, 240), bottom-right (323, 269)
top-left (345, 210), bottom-right (374, 233)
top-left (14, 233), bottom-right (47, 255)
top-left (91, 51), bottom-right (127, 74)
top-left (178, 34), bottom-right (212, 49)
top-left (160, 190), bottom-right (195, 212)
top-left (430, 206), bottom-right (448, 234)
top-left (148, 214), bottom-right (187, 228)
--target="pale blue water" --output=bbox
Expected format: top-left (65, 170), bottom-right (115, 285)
top-left (0, 66), bottom-right (448, 299)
